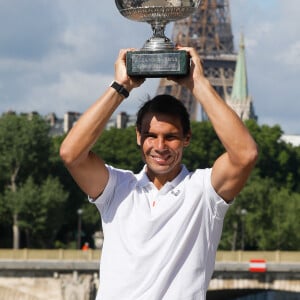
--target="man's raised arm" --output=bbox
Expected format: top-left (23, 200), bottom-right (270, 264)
top-left (172, 47), bottom-right (258, 202)
top-left (60, 49), bottom-right (145, 199)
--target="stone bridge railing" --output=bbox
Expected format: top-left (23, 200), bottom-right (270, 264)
top-left (210, 261), bottom-right (300, 293)
top-left (0, 249), bottom-right (299, 263)
top-left (0, 250), bottom-right (299, 299)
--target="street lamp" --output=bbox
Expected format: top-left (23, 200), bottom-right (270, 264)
top-left (77, 208), bottom-right (83, 249)
top-left (241, 209), bottom-right (247, 250)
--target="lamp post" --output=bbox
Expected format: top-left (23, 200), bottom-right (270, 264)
top-left (241, 209), bottom-right (247, 250)
top-left (77, 208), bottom-right (83, 249)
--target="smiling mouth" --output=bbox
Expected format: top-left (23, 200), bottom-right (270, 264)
top-left (151, 154), bottom-right (171, 164)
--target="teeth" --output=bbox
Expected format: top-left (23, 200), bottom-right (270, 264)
top-left (153, 156), bottom-right (168, 162)
top-left (150, 153), bottom-right (170, 162)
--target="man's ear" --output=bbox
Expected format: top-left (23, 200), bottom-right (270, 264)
top-left (183, 131), bottom-right (192, 147)
top-left (136, 128), bottom-right (141, 146)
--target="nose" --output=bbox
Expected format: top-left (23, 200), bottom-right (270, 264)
top-left (154, 137), bottom-right (167, 151)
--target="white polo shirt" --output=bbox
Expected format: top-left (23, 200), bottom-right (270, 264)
top-left (91, 165), bottom-right (230, 300)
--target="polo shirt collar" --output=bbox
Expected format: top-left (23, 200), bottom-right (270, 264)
top-left (136, 165), bottom-right (189, 190)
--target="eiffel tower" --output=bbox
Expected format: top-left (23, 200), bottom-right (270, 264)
top-left (156, 0), bottom-right (237, 121)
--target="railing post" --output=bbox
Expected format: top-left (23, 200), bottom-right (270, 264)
top-left (237, 250), bottom-right (242, 262)
top-left (23, 248), bottom-right (28, 260)
top-left (59, 248), bottom-right (63, 260)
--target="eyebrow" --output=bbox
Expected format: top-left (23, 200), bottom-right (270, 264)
top-left (141, 130), bottom-right (182, 136)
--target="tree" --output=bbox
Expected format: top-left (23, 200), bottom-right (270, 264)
top-left (2, 176), bottom-right (68, 248)
top-left (184, 121), bottom-right (223, 170)
top-left (0, 113), bottom-right (51, 248)
top-left (246, 120), bottom-right (300, 189)
top-left (1, 115), bottom-right (299, 250)
top-left (220, 173), bottom-right (300, 251)
top-left (220, 174), bottom-right (275, 250)
top-left (93, 126), bottom-right (144, 172)
top-left (38, 176), bottom-right (69, 247)
top-left (269, 188), bottom-right (300, 250)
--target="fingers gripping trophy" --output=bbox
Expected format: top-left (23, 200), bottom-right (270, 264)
top-left (115, 0), bottom-right (202, 77)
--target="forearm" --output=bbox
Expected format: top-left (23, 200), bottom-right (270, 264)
top-left (193, 78), bottom-right (258, 166)
top-left (60, 86), bottom-right (125, 167)
top-left (60, 48), bottom-right (145, 197)
top-left (175, 46), bottom-right (257, 163)
top-left (173, 46), bottom-right (258, 200)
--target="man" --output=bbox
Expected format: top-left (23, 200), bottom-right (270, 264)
top-left (60, 47), bottom-right (258, 299)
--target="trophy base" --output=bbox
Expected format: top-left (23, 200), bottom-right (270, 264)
top-left (126, 50), bottom-right (190, 78)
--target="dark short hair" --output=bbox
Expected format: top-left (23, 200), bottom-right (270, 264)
top-left (136, 94), bottom-right (191, 136)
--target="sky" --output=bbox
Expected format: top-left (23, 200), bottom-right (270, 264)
top-left (0, 0), bottom-right (299, 135)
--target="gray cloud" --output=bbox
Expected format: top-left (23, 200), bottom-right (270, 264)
top-left (0, 0), bottom-right (63, 59)
top-left (0, 0), bottom-right (299, 134)
top-left (230, 0), bottom-right (300, 134)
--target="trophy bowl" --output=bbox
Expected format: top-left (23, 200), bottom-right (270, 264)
top-left (115, 0), bottom-right (201, 51)
top-left (115, 0), bottom-right (202, 77)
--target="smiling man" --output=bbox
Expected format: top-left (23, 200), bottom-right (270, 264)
top-left (60, 47), bottom-right (258, 300)
top-left (135, 96), bottom-right (191, 189)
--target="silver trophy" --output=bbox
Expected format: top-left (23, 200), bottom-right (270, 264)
top-left (115, 0), bottom-right (202, 77)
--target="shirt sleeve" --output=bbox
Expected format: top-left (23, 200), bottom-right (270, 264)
top-left (88, 165), bottom-right (136, 214)
top-left (205, 168), bottom-right (232, 219)
top-left (88, 165), bottom-right (118, 212)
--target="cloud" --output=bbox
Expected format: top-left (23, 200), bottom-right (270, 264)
top-left (25, 71), bottom-right (113, 115)
top-left (229, 0), bottom-right (300, 134)
top-left (0, 0), bottom-right (63, 59)
top-left (275, 41), bottom-right (300, 69)
top-left (0, 0), bottom-right (299, 134)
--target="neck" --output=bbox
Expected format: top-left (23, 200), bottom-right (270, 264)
top-left (146, 166), bottom-right (182, 190)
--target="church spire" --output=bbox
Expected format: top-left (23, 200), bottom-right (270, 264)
top-left (231, 33), bottom-right (248, 102)
top-left (227, 33), bottom-right (257, 121)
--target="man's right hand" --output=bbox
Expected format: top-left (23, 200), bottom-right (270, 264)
top-left (114, 48), bottom-right (146, 94)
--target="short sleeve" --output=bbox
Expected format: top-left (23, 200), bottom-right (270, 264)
top-left (203, 168), bottom-right (232, 219)
top-left (88, 165), bottom-right (118, 211)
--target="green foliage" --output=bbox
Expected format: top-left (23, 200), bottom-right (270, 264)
top-left (0, 113), bottom-right (68, 248)
top-left (1, 175), bottom-right (68, 248)
top-left (92, 126), bottom-right (144, 173)
top-left (38, 176), bottom-right (69, 246)
top-left (0, 113), bottom-right (299, 250)
top-left (219, 143), bottom-right (300, 250)
top-left (183, 121), bottom-right (223, 169)
top-left (246, 120), bottom-right (299, 189)
top-left (91, 120), bottom-right (300, 251)
top-left (0, 113), bottom-right (51, 188)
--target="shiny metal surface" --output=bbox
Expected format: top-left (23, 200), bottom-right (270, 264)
top-left (115, 0), bottom-right (201, 22)
top-left (115, 0), bottom-right (201, 51)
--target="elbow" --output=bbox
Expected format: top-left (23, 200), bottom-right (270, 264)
top-left (245, 142), bottom-right (259, 169)
top-left (232, 142), bottom-right (259, 171)
top-left (59, 142), bottom-right (78, 168)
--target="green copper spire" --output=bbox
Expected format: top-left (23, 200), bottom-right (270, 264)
top-left (231, 33), bottom-right (248, 103)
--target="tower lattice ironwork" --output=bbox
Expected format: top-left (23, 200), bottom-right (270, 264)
top-left (156, 0), bottom-right (237, 120)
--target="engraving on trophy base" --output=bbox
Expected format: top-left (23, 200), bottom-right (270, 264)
top-left (126, 50), bottom-right (190, 77)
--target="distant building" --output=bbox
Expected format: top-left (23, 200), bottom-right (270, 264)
top-left (3, 110), bottom-right (16, 116)
top-left (64, 112), bottom-right (81, 133)
top-left (116, 112), bottom-right (129, 129)
top-left (107, 112), bottom-right (136, 129)
top-left (21, 111), bottom-right (39, 120)
top-left (225, 34), bottom-right (257, 121)
top-left (46, 112), bottom-right (82, 136)
top-left (46, 111), bottom-right (136, 135)
top-left (46, 113), bottom-right (64, 136)
top-left (156, 0), bottom-right (237, 121)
